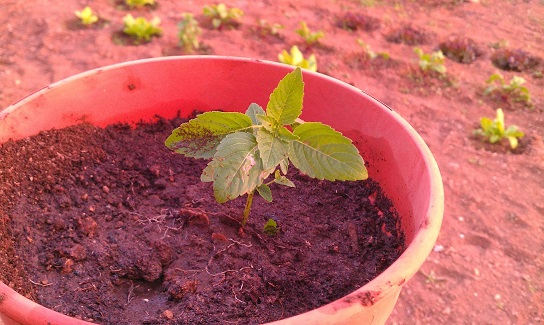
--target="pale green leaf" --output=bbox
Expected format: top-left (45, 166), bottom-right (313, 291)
top-left (246, 103), bottom-right (265, 126)
top-left (256, 184), bottom-right (273, 202)
top-left (274, 171), bottom-right (295, 187)
top-left (288, 122), bottom-right (367, 181)
top-left (165, 111), bottom-right (252, 159)
top-left (211, 132), bottom-right (264, 203)
top-left (266, 67), bottom-right (304, 125)
top-left (279, 158), bottom-right (289, 175)
top-left (256, 128), bottom-right (289, 171)
top-left (507, 136), bottom-right (519, 149)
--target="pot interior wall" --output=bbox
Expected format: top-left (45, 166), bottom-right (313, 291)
top-left (0, 57), bottom-right (435, 244)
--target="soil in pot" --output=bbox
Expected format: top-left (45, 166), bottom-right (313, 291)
top-left (0, 114), bottom-right (405, 325)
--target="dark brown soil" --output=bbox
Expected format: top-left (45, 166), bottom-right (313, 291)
top-left (0, 116), bottom-right (404, 324)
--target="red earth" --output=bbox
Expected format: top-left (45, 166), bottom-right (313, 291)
top-left (1, 0), bottom-right (543, 324)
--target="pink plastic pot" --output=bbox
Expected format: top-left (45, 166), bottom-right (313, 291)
top-left (0, 56), bottom-right (443, 325)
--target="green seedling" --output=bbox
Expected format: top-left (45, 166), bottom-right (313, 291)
top-left (178, 13), bottom-right (202, 53)
top-left (125, 0), bottom-right (156, 9)
top-left (203, 3), bottom-right (244, 29)
top-left (263, 218), bottom-right (279, 236)
top-left (166, 68), bottom-right (367, 227)
top-left (414, 47), bottom-right (447, 76)
top-left (256, 19), bottom-right (283, 37)
top-left (357, 39), bottom-right (390, 60)
top-left (484, 73), bottom-right (531, 107)
top-left (122, 14), bottom-right (162, 43)
top-left (296, 21), bottom-right (324, 46)
top-left (474, 108), bottom-right (524, 149)
top-left (278, 46), bottom-right (317, 72)
top-left (74, 6), bottom-right (98, 26)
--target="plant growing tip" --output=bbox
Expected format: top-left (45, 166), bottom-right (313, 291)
top-left (166, 67), bottom-right (367, 228)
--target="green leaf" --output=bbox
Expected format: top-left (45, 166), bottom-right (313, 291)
top-left (279, 158), bottom-right (289, 175)
top-left (210, 132), bottom-right (265, 203)
top-left (165, 111), bottom-right (253, 159)
top-left (256, 184), bottom-right (273, 202)
top-left (256, 114), bottom-right (277, 132)
top-left (507, 136), bottom-right (519, 149)
top-left (256, 128), bottom-right (289, 171)
top-left (288, 122), bottom-right (367, 181)
top-left (274, 170), bottom-right (296, 188)
top-left (263, 218), bottom-right (279, 236)
top-left (266, 67), bottom-right (304, 125)
top-left (246, 103), bottom-right (265, 126)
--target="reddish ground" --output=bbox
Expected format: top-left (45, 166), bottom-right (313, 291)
top-left (0, 0), bottom-right (543, 324)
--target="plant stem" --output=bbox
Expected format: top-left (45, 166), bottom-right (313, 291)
top-left (241, 191), bottom-right (254, 227)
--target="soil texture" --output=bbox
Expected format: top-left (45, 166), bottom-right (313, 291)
top-left (0, 116), bottom-right (404, 324)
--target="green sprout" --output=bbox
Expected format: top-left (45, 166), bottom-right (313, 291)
top-left (278, 46), bottom-right (317, 72)
top-left (484, 73), bottom-right (532, 107)
top-left (296, 21), bottom-right (325, 46)
top-left (474, 108), bottom-right (524, 149)
top-left (203, 3), bottom-right (244, 29)
top-left (178, 13), bottom-right (202, 53)
top-left (414, 47), bottom-right (447, 76)
top-left (357, 39), bottom-right (390, 60)
top-left (256, 19), bottom-right (283, 37)
top-left (122, 14), bottom-right (162, 43)
top-left (125, 0), bottom-right (156, 9)
top-left (166, 68), bottom-right (367, 227)
top-left (263, 218), bottom-right (279, 236)
top-left (74, 6), bottom-right (98, 26)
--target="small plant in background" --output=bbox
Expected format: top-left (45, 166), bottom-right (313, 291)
top-left (474, 108), bottom-right (524, 149)
top-left (336, 12), bottom-right (380, 32)
top-left (166, 68), bottom-right (367, 228)
top-left (439, 36), bottom-right (481, 64)
top-left (484, 73), bottom-right (532, 107)
top-left (203, 3), bottom-right (244, 29)
top-left (296, 21), bottom-right (324, 46)
top-left (74, 6), bottom-right (99, 26)
top-left (178, 13), bottom-right (202, 53)
top-left (490, 48), bottom-right (541, 72)
top-left (278, 46), bottom-right (317, 72)
top-left (256, 19), bottom-right (283, 37)
top-left (414, 47), bottom-right (447, 76)
top-left (385, 25), bottom-right (428, 45)
top-left (357, 39), bottom-right (390, 60)
top-left (125, 0), bottom-right (156, 9)
top-left (122, 14), bottom-right (162, 43)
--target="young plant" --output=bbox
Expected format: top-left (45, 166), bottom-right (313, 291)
top-left (357, 39), bottom-right (390, 60)
top-left (484, 73), bottom-right (531, 107)
top-left (414, 47), bottom-right (447, 76)
top-left (474, 108), bottom-right (524, 149)
top-left (263, 218), bottom-right (279, 236)
top-left (256, 19), bottom-right (283, 37)
top-left (165, 68), bottom-right (367, 227)
top-left (178, 13), bottom-right (202, 53)
top-left (278, 46), bottom-right (317, 72)
top-left (203, 3), bottom-right (244, 29)
top-left (74, 6), bottom-right (99, 26)
top-left (296, 21), bottom-right (324, 46)
top-left (122, 14), bottom-right (162, 43)
top-left (125, 0), bottom-right (156, 9)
